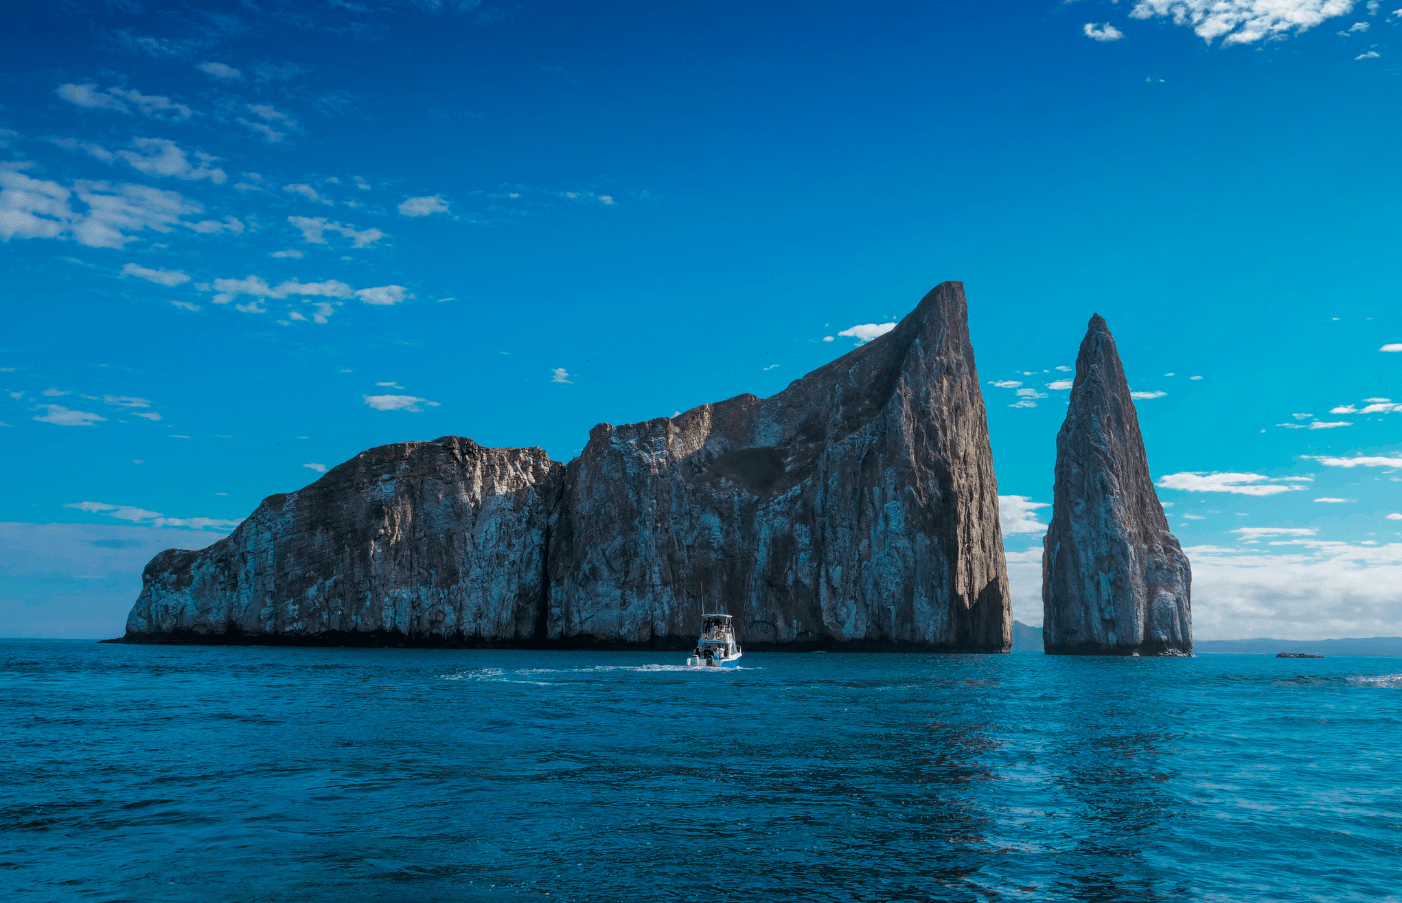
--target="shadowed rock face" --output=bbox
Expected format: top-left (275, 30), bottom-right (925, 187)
top-left (1042, 315), bottom-right (1191, 656)
top-left (121, 281), bottom-right (1011, 651)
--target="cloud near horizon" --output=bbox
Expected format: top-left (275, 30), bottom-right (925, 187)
top-left (1157, 472), bottom-right (1310, 495)
top-left (362, 394), bottom-right (439, 411)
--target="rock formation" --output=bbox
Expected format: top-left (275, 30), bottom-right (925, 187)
top-left (121, 280), bottom-right (1012, 652)
top-left (1041, 315), bottom-right (1191, 656)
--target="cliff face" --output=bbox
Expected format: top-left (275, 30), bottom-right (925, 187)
top-left (127, 437), bottom-right (562, 642)
top-left (122, 280), bottom-right (1011, 651)
top-left (1041, 315), bottom-right (1191, 656)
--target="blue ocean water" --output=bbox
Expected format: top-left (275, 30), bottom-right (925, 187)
top-left (2, 642), bottom-right (1399, 902)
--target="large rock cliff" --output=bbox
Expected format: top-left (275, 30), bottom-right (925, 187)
top-left (121, 280), bottom-right (1011, 651)
top-left (1041, 315), bottom-right (1191, 656)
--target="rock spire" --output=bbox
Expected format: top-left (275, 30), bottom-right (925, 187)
top-left (121, 281), bottom-right (1012, 652)
top-left (1041, 314), bottom-right (1191, 656)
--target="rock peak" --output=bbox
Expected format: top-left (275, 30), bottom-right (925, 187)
top-left (120, 280), bottom-right (1011, 652)
top-left (1042, 315), bottom-right (1191, 656)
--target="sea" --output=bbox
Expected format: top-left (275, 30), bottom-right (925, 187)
top-left (2, 641), bottom-right (1399, 902)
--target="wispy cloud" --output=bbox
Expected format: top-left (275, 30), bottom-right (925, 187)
top-left (398, 195), bottom-right (450, 217)
top-left (1314, 497), bottom-right (1352, 503)
top-left (1129, 0), bottom-right (1357, 46)
top-left (304, 463), bottom-right (327, 473)
top-left (66, 501), bottom-right (241, 531)
top-left (1235, 527), bottom-right (1315, 542)
top-left (33, 405), bottom-right (106, 426)
top-left (55, 137), bottom-right (227, 184)
top-left (288, 215), bottom-right (385, 247)
top-left (990, 380), bottom-right (1022, 389)
top-left (363, 394), bottom-right (439, 411)
top-left (1310, 455), bottom-right (1402, 469)
top-left (551, 367), bottom-right (572, 384)
top-left (1131, 390), bottom-right (1167, 399)
top-left (1046, 379), bottom-right (1074, 390)
top-left (121, 263), bottom-right (190, 287)
top-left (1158, 472), bottom-right (1309, 496)
top-left (283, 183), bottom-right (332, 205)
top-left (55, 83), bottom-right (192, 120)
top-left (240, 104), bottom-right (299, 142)
top-left (198, 61), bottom-right (242, 80)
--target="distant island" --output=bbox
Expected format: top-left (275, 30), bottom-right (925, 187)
top-left (116, 281), bottom-right (1012, 651)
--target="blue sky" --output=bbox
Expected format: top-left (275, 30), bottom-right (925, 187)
top-left (2, 0), bottom-right (1400, 640)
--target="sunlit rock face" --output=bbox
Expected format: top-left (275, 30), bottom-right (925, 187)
top-left (547, 281), bottom-right (1011, 651)
top-left (122, 281), bottom-right (1010, 651)
top-left (1042, 315), bottom-right (1192, 656)
top-left (126, 438), bottom-right (562, 643)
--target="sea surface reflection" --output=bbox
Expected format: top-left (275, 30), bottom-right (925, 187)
top-left (2, 643), bottom-right (1399, 902)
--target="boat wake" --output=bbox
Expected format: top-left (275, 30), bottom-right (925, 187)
top-left (435, 663), bottom-right (755, 683)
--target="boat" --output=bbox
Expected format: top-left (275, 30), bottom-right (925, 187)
top-left (687, 613), bottom-right (743, 668)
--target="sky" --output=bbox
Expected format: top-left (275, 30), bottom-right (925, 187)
top-left (1, 0), bottom-right (1400, 641)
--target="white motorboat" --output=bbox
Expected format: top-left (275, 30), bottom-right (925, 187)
top-left (687, 613), bottom-right (743, 668)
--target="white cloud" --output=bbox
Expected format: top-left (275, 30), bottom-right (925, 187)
top-left (1347, 19), bottom-right (1371, 29)
top-left (837, 322), bottom-right (896, 344)
top-left (1084, 22), bottom-right (1126, 40)
top-left (551, 367), bottom-right (572, 384)
top-left (198, 61), bottom-right (242, 80)
top-left (42, 388), bottom-right (69, 396)
top-left (1235, 527), bottom-right (1315, 541)
top-left (241, 104), bottom-right (298, 143)
top-left (304, 463), bottom-right (327, 473)
top-left (1384, 344), bottom-right (1402, 352)
top-left (1047, 379), bottom-right (1074, 390)
top-left (121, 263), bottom-right (190, 287)
top-left (114, 138), bottom-right (225, 183)
top-left (132, 412), bottom-right (161, 421)
top-left (33, 405), bottom-right (106, 427)
top-left (56, 84), bottom-right (192, 120)
top-left (288, 215), bottom-right (385, 247)
top-left (1186, 541), bottom-right (1402, 639)
top-left (272, 249), bottom-right (304, 258)
top-left (1055, 365), bottom-right (1072, 372)
top-left (1356, 50), bottom-right (1381, 58)
top-left (999, 495), bottom-right (1050, 534)
top-left (1158, 472), bottom-right (1307, 495)
top-left (56, 83), bottom-right (127, 112)
top-left (185, 216), bottom-right (244, 235)
top-left (204, 275), bottom-right (409, 318)
top-left (65, 501), bottom-right (240, 531)
top-left (1190, 375), bottom-right (1203, 380)
top-left (1130, 390), bottom-right (1167, 399)
top-left (356, 285), bottom-right (410, 306)
top-left (398, 195), bottom-right (451, 217)
top-left (1129, 0), bottom-right (1357, 46)
top-left (1016, 388), bottom-right (1047, 399)
top-left (1310, 455), bottom-right (1402, 469)
top-left (1314, 497), bottom-right (1351, 503)
top-left (283, 184), bottom-right (332, 205)
top-left (990, 380), bottom-right (1023, 389)
top-left (0, 172), bottom-right (202, 248)
top-left (363, 394), bottom-right (438, 412)
top-left (1388, 513), bottom-right (1402, 520)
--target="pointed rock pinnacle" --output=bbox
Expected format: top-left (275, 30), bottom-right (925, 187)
top-left (1042, 315), bottom-right (1192, 655)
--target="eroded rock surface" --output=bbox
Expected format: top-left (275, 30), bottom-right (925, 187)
top-left (1041, 315), bottom-right (1192, 656)
top-left (122, 281), bottom-right (1011, 651)
top-left (126, 438), bottom-right (561, 643)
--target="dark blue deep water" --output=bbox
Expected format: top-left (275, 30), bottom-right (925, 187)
top-left (2, 641), bottom-right (1399, 902)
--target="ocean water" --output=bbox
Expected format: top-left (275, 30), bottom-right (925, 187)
top-left (2, 642), bottom-right (1399, 902)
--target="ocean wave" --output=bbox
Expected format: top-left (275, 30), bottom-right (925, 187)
top-left (1348, 673), bottom-right (1402, 688)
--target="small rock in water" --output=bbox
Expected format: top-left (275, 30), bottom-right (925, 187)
top-left (1276, 652), bottom-right (1325, 659)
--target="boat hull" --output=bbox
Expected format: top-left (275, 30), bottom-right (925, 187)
top-left (686, 654), bottom-right (742, 669)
